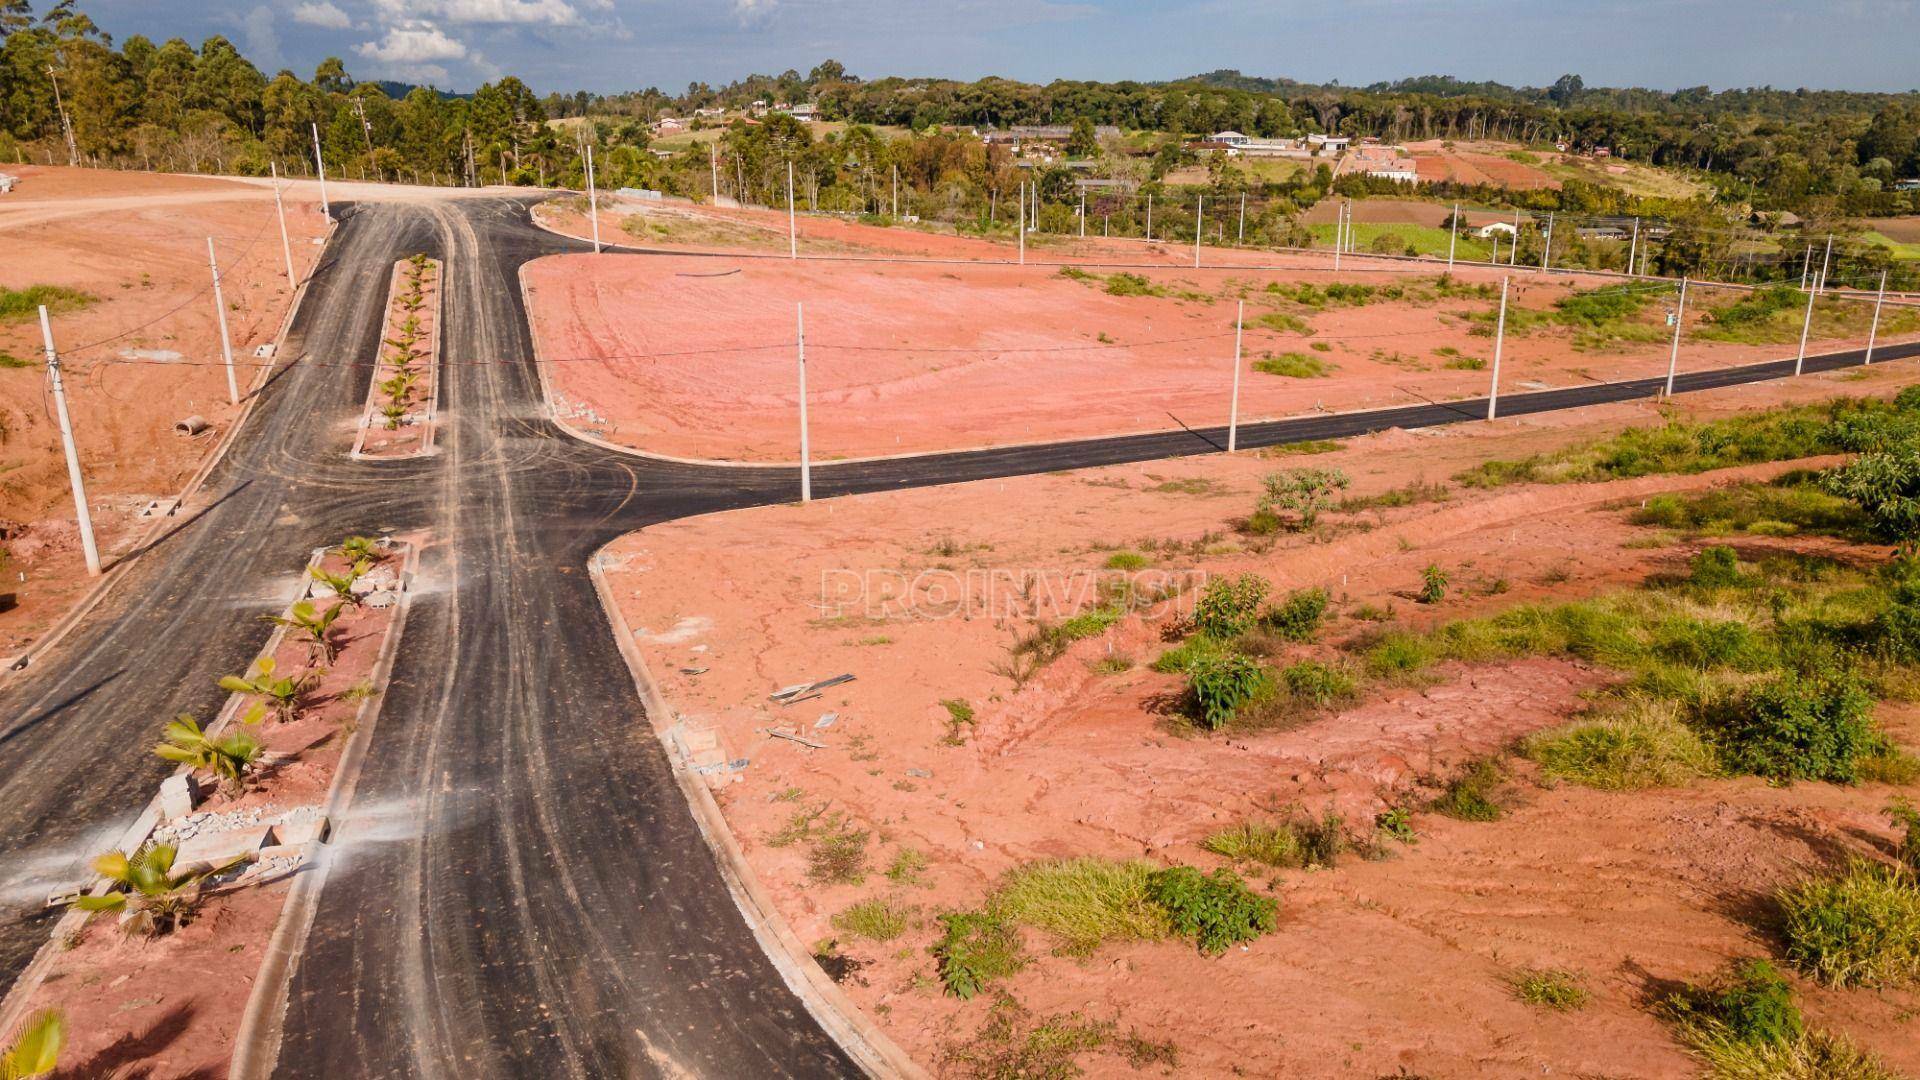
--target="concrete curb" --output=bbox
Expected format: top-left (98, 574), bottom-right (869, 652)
top-left (2, 210), bottom-right (342, 681)
top-left (586, 554), bottom-right (927, 1080)
top-left (229, 541), bottom-right (420, 1080)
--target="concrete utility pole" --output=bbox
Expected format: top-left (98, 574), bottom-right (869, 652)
top-left (1794, 280), bottom-right (1817, 376)
top-left (1447, 201), bottom-right (1459, 271)
top-left (796, 302), bottom-right (811, 504)
top-left (1799, 245), bottom-right (1812, 290)
top-left (787, 160), bottom-right (797, 260)
top-left (709, 142), bottom-right (719, 202)
top-left (1627, 217), bottom-right (1640, 276)
top-left (1664, 276), bottom-right (1689, 397)
top-left (1228, 299), bottom-right (1244, 453)
top-left (46, 66), bottom-right (78, 167)
top-left (1511, 211), bottom-right (1521, 266)
top-left (40, 307), bottom-right (99, 576)
top-left (311, 123), bottom-right (331, 219)
top-left (891, 164), bottom-right (898, 218)
top-left (585, 142), bottom-right (601, 254)
top-left (1238, 192), bottom-right (1246, 244)
top-left (1145, 194), bottom-right (1152, 241)
top-left (1540, 212), bottom-right (1554, 271)
top-left (1193, 194), bottom-right (1203, 269)
top-left (271, 163), bottom-right (297, 293)
top-left (1079, 190), bottom-right (1086, 238)
top-left (1018, 181), bottom-right (1026, 265)
top-left (1817, 234), bottom-right (1833, 294)
top-left (207, 237), bottom-right (239, 405)
top-left (1865, 270), bottom-right (1889, 365)
top-left (1487, 277), bottom-right (1509, 420)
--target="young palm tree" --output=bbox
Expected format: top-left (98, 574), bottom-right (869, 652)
top-left (218, 656), bottom-right (312, 722)
top-left (0, 1008), bottom-right (63, 1080)
top-left (262, 600), bottom-right (345, 664)
top-left (154, 714), bottom-right (261, 793)
top-left (73, 844), bottom-right (242, 938)
top-left (310, 559), bottom-right (372, 605)
top-left (336, 535), bottom-right (383, 564)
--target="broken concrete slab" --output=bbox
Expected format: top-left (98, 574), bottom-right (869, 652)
top-left (158, 774), bottom-right (200, 822)
top-left (173, 824), bottom-right (273, 871)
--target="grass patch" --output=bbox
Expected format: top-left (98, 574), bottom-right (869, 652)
top-left (1102, 550), bottom-right (1150, 571)
top-left (1104, 272), bottom-right (1164, 297)
top-left (941, 995), bottom-right (1116, 1080)
top-left (1251, 310), bottom-right (1312, 335)
top-left (989, 858), bottom-right (1168, 956)
top-left (1339, 478), bottom-right (1450, 512)
top-left (0, 284), bottom-right (92, 323)
top-left (1203, 808), bottom-right (1346, 869)
top-left (1428, 758), bottom-right (1506, 821)
top-left (0, 350), bottom-right (32, 369)
top-left (1526, 697), bottom-right (1719, 790)
top-left (1252, 351), bottom-right (1333, 378)
top-left (1454, 398), bottom-right (1884, 488)
top-left (1778, 861), bottom-right (1920, 988)
top-left (1632, 481), bottom-right (1871, 541)
top-left (1663, 958), bottom-right (1898, 1080)
top-left (831, 897), bottom-right (915, 941)
top-left (1261, 439), bottom-right (1342, 457)
top-left (1511, 968), bottom-right (1590, 1010)
top-left (933, 911), bottom-right (1026, 998)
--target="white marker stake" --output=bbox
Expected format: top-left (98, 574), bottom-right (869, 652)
top-left (41, 307), bottom-right (99, 576)
top-left (1487, 277), bottom-right (1509, 421)
top-left (208, 237), bottom-right (238, 405)
top-left (311, 122), bottom-right (330, 220)
top-left (787, 161), bottom-right (797, 260)
top-left (797, 302), bottom-right (811, 503)
top-left (1333, 203), bottom-right (1343, 273)
top-left (1865, 270), bottom-right (1888, 365)
top-left (1794, 283), bottom-right (1817, 376)
top-left (1664, 276), bottom-right (1689, 397)
top-left (1447, 201), bottom-right (1458, 271)
top-left (1193, 194), bottom-right (1203, 269)
top-left (1228, 299), bottom-right (1243, 453)
top-left (585, 142), bottom-right (601, 254)
top-left (271, 162), bottom-right (296, 293)
top-left (1238, 192), bottom-right (1246, 243)
top-left (1017, 181), bottom-right (1025, 265)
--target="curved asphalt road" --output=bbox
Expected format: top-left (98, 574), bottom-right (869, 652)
top-left (1, 197), bottom-right (1915, 1078)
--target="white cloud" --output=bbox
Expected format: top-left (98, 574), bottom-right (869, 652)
top-left (291, 2), bottom-right (354, 29)
top-left (370, 0), bottom-right (593, 25)
top-left (733, 0), bottom-right (777, 25)
top-left (356, 22), bottom-right (470, 63)
top-left (240, 6), bottom-right (285, 71)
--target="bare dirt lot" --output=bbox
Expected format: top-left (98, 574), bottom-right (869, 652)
top-left (528, 246), bottom-right (1892, 462)
top-left (603, 361), bottom-right (1920, 1077)
top-left (0, 165), bottom-right (328, 653)
top-left (1405, 140), bottom-right (1561, 190)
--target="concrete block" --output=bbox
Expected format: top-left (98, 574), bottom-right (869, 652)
top-left (173, 824), bottom-right (273, 870)
top-left (158, 774), bottom-right (200, 822)
top-left (274, 815), bottom-right (329, 846)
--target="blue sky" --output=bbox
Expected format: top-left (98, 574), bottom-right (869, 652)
top-left (76, 0), bottom-right (1920, 96)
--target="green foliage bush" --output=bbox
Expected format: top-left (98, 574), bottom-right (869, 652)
top-left (1193, 574), bottom-right (1269, 638)
top-left (1665, 959), bottom-right (1804, 1046)
top-left (1261, 588), bottom-right (1328, 641)
top-left (990, 858), bottom-right (1168, 956)
top-left (1259, 468), bottom-right (1351, 530)
top-left (1428, 758), bottom-right (1505, 821)
top-left (1253, 352), bottom-right (1333, 378)
top-left (1525, 699), bottom-right (1718, 790)
top-left (1689, 545), bottom-right (1744, 588)
top-left (1277, 659), bottom-right (1357, 709)
top-left (1711, 669), bottom-right (1877, 783)
top-left (1143, 866), bottom-right (1279, 956)
top-left (933, 911), bottom-right (1026, 998)
top-left (1186, 653), bottom-right (1268, 730)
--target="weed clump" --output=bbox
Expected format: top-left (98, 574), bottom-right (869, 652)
top-left (1511, 968), bottom-right (1589, 1010)
top-left (1143, 866), bottom-right (1278, 956)
top-left (990, 858), bottom-right (1168, 956)
top-left (1260, 587), bottom-right (1328, 641)
top-left (1778, 861), bottom-right (1920, 988)
top-left (832, 897), bottom-right (916, 942)
top-left (933, 911), bottom-right (1026, 998)
top-left (1428, 758), bottom-right (1505, 821)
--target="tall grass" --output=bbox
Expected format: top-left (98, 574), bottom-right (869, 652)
top-left (0, 285), bottom-right (92, 323)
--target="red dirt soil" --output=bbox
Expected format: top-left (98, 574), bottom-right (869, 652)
top-left (603, 369), bottom-right (1920, 1077)
top-left (0, 165), bottom-right (328, 654)
top-left (528, 250), bottom-right (1896, 462)
top-left (1406, 140), bottom-right (1560, 190)
top-left (18, 541), bottom-right (406, 1078)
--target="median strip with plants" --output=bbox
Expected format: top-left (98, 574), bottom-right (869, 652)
top-left (3, 535), bottom-right (414, 1073)
top-left (353, 254), bottom-right (441, 459)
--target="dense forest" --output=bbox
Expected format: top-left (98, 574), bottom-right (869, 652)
top-left (4, 0), bottom-right (1920, 285)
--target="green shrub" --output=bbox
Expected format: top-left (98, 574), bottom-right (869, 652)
top-left (1511, 968), bottom-right (1589, 1010)
top-left (1259, 468), bottom-right (1350, 530)
top-left (1418, 564), bottom-right (1449, 604)
top-left (1151, 633), bottom-right (1226, 674)
top-left (1253, 352), bottom-right (1333, 378)
top-left (1826, 446), bottom-right (1920, 544)
top-left (941, 698), bottom-right (976, 745)
top-left (1690, 546), bottom-right (1744, 588)
top-left (1144, 866), bottom-right (1278, 956)
top-left (1187, 653), bottom-right (1268, 730)
top-left (1103, 550), bottom-right (1150, 571)
top-left (1712, 669), bottom-right (1878, 783)
top-left (1886, 798), bottom-right (1920, 873)
top-left (0, 284), bottom-right (93, 323)
top-left (1260, 587), bottom-right (1328, 641)
top-left (1193, 574), bottom-right (1269, 638)
top-left (990, 858), bottom-right (1168, 956)
top-left (1525, 699), bottom-right (1717, 790)
top-left (1278, 659), bottom-right (1357, 709)
top-left (1104, 272), bottom-right (1162, 297)
top-left (1365, 631), bottom-right (1436, 677)
top-left (832, 897), bottom-right (915, 941)
top-left (1428, 758), bottom-right (1505, 821)
top-left (933, 911), bottom-right (1026, 998)
top-left (1665, 959), bottom-right (1804, 1046)
top-left (1778, 861), bottom-right (1920, 988)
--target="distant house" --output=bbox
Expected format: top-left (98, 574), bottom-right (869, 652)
top-left (1476, 222), bottom-right (1518, 238)
top-left (1593, 146), bottom-right (1613, 158)
top-left (1210, 130), bottom-right (1252, 147)
top-left (1342, 144), bottom-right (1418, 183)
top-left (653, 117), bottom-right (685, 135)
top-left (780, 103), bottom-right (819, 122)
top-left (987, 124), bottom-right (1121, 147)
top-left (1895, 178), bottom-right (1920, 192)
top-left (693, 107), bottom-right (727, 119)
top-left (1577, 226), bottom-right (1629, 241)
top-left (1306, 133), bottom-right (1350, 152)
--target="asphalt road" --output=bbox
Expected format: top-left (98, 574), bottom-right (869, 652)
top-left (1, 196), bottom-right (1914, 1078)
